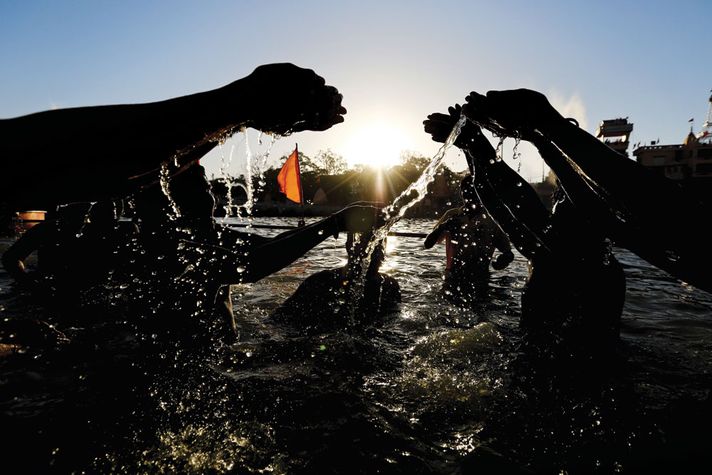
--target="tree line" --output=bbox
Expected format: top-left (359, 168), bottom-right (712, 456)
top-left (209, 149), bottom-right (467, 218)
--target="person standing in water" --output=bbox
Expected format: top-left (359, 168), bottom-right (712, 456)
top-left (271, 231), bottom-right (400, 333)
top-left (462, 88), bottom-right (712, 296)
top-left (424, 104), bottom-right (625, 357)
top-left (126, 164), bottom-right (385, 345)
top-left (425, 176), bottom-right (514, 304)
top-left (1, 200), bottom-right (134, 308)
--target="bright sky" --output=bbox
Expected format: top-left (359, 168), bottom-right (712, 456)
top-left (2, 0), bottom-right (710, 182)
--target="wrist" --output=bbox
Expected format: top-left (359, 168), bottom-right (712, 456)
top-left (217, 77), bottom-right (258, 127)
top-left (331, 214), bottom-right (341, 238)
top-left (535, 111), bottom-right (568, 136)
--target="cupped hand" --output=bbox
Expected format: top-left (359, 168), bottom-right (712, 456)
top-left (241, 63), bottom-right (347, 135)
top-left (463, 89), bottom-right (563, 139)
top-left (423, 104), bottom-right (464, 144)
top-left (423, 104), bottom-right (494, 157)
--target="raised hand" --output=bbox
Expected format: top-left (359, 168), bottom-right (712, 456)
top-left (238, 63), bottom-right (347, 135)
top-left (423, 104), bottom-right (464, 144)
top-left (424, 104), bottom-right (497, 175)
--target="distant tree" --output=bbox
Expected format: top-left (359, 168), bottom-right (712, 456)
top-left (290, 151), bottom-right (318, 173)
top-left (399, 151), bottom-right (431, 173)
top-left (313, 149), bottom-right (347, 175)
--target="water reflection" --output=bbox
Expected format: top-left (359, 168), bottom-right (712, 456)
top-left (2, 216), bottom-right (712, 472)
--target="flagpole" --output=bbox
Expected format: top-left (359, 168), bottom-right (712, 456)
top-left (296, 143), bottom-right (306, 227)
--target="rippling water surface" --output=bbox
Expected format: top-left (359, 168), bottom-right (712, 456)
top-left (2, 217), bottom-right (712, 473)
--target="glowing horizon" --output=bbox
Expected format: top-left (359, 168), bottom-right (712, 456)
top-left (340, 121), bottom-right (417, 170)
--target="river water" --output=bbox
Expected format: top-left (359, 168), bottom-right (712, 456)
top-left (1, 216), bottom-right (712, 474)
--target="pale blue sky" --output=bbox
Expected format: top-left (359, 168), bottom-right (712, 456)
top-left (2, 0), bottom-right (710, 181)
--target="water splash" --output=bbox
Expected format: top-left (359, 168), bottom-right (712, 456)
top-left (343, 113), bottom-right (467, 325)
top-left (249, 132), bottom-right (278, 211)
top-left (512, 137), bottom-right (522, 174)
top-left (243, 132), bottom-right (255, 218)
top-left (218, 142), bottom-right (237, 220)
top-left (383, 114), bottom-right (467, 223)
top-left (75, 201), bottom-right (97, 238)
top-left (160, 161), bottom-right (180, 220)
top-left (494, 136), bottom-right (505, 163)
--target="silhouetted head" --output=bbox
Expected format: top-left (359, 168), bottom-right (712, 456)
top-left (86, 200), bottom-right (119, 230)
top-left (170, 164), bottom-right (215, 220)
top-left (346, 232), bottom-right (386, 278)
top-left (132, 164), bottom-right (215, 225)
top-left (55, 202), bottom-right (92, 225)
top-left (132, 185), bottom-right (172, 234)
top-left (460, 175), bottom-right (481, 211)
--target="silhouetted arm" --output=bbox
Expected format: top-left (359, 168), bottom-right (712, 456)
top-left (467, 163), bottom-right (550, 261)
top-left (242, 205), bottom-right (381, 282)
top-left (466, 89), bottom-right (712, 293)
top-left (1, 63), bottom-right (346, 207)
top-left (191, 205), bottom-right (381, 284)
top-left (1, 222), bottom-right (50, 287)
top-left (424, 106), bottom-right (552, 261)
top-left (239, 217), bottom-right (340, 283)
top-left (424, 207), bottom-right (461, 249)
top-left (490, 221), bottom-right (515, 270)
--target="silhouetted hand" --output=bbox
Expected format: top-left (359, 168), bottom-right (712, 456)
top-left (423, 229), bottom-right (440, 249)
top-left (238, 63), bottom-right (347, 135)
top-left (334, 205), bottom-right (384, 234)
top-left (491, 250), bottom-right (514, 270)
top-left (424, 105), bottom-right (497, 174)
top-left (423, 104), bottom-right (485, 148)
top-left (463, 89), bottom-right (564, 139)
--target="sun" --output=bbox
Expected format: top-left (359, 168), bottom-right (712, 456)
top-left (342, 121), bottom-right (413, 170)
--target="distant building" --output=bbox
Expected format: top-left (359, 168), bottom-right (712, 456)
top-left (632, 92), bottom-right (712, 182)
top-left (633, 132), bottom-right (712, 180)
top-left (596, 117), bottom-right (634, 156)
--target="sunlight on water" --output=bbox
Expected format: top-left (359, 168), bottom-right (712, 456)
top-left (340, 112), bottom-right (467, 325)
top-left (371, 113), bottom-right (466, 269)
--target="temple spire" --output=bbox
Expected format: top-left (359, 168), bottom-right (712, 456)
top-left (698, 89), bottom-right (712, 143)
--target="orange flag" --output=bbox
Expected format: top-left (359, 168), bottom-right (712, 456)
top-left (277, 145), bottom-right (303, 204)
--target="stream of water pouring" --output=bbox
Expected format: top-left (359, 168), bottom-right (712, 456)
top-left (383, 114), bottom-right (466, 230)
top-left (249, 132), bottom-right (278, 210)
top-left (236, 131), bottom-right (279, 222)
top-left (218, 142), bottom-right (237, 220)
top-left (344, 113), bottom-right (467, 324)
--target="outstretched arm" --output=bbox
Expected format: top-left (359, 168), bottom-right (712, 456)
top-left (1, 222), bottom-right (50, 288)
top-left (424, 106), bottom-right (552, 261)
top-left (1, 63), bottom-right (346, 207)
top-left (424, 207), bottom-right (461, 249)
top-left (466, 89), bottom-right (670, 215)
top-left (490, 223), bottom-right (515, 270)
top-left (215, 205), bottom-right (382, 284)
top-left (465, 89), bottom-right (712, 293)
